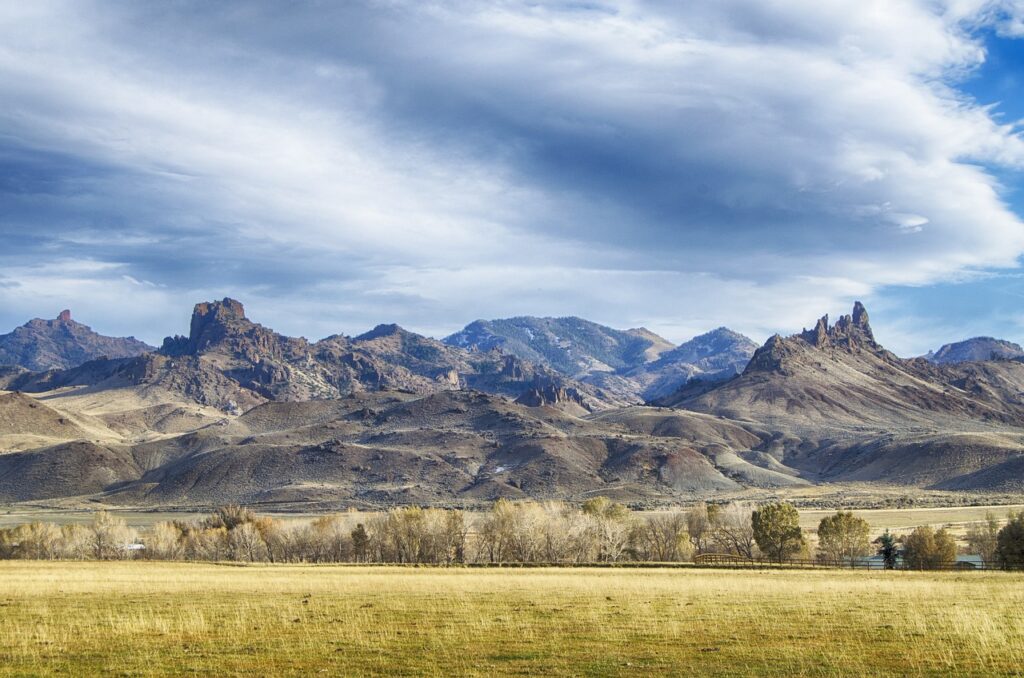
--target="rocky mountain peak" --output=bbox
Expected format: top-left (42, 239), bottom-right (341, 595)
top-left (57, 310), bottom-right (72, 323)
top-left (852, 300), bottom-right (869, 327)
top-left (798, 302), bottom-right (875, 350)
top-left (161, 298), bottom-right (259, 356)
top-left (189, 298), bottom-right (249, 351)
top-left (191, 297), bottom-right (246, 331)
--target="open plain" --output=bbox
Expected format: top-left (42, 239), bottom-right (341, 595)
top-left (0, 562), bottom-right (1022, 677)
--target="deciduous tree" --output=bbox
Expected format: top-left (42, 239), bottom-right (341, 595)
top-left (752, 502), bottom-right (804, 563)
top-left (902, 526), bottom-right (956, 570)
top-left (996, 511), bottom-right (1024, 569)
top-left (816, 511), bottom-right (870, 566)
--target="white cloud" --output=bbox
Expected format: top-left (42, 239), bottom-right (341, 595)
top-left (0, 0), bottom-right (1022, 354)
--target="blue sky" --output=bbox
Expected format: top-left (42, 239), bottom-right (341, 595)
top-left (1, 1), bottom-right (1024, 356)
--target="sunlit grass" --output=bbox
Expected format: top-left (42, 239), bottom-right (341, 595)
top-left (0, 562), bottom-right (1022, 676)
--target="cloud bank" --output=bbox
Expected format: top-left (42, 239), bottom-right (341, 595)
top-left (0, 0), bottom-right (1023, 354)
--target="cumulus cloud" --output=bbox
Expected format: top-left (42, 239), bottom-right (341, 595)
top-left (0, 0), bottom-right (1022, 353)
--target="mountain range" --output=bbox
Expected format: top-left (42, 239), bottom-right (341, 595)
top-left (1, 299), bottom-right (1023, 508)
top-left (444, 317), bottom-right (758, 402)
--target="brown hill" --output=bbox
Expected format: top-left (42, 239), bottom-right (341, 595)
top-left (0, 390), bottom-right (773, 507)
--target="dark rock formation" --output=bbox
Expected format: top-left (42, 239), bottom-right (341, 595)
top-left (514, 383), bottom-right (588, 410)
top-left (798, 301), bottom-right (875, 350)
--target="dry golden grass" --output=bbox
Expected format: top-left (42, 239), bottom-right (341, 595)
top-left (0, 563), bottom-right (1022, 676)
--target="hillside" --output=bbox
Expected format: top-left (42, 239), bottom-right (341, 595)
top-left (0, 311), bottom-right (153, 371)
top-left (0, 388), bottom-right (780, 506)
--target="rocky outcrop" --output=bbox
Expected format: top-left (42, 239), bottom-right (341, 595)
top-left (7, 297), bottom-right (614, 411)
top-left (514, 383), bottom-right (588, 410)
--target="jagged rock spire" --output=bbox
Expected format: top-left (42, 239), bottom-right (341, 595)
top-left (801, 315), bottom-right (830, 348)
top-left (799, 301), bottom-right (875, 349)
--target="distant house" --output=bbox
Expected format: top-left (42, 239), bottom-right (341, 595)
top-left (854, 553), bottom-right (986, 569)
top-left (954, 555), bottom-right (984, 569)
top-left (855, 554), bottom-right (903, 569)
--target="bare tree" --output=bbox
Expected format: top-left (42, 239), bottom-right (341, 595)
top-left (634, 512), bottom-right (691, 562)
top-left (184, 527), bottom-right (229, 561)
top-left (146, 522), bottom-right (184, 560)
top-left (965, 512), bottom-right (1000, 567)
top-left (582, 497), bottom-right (634, 563)
top-left (686, 503), bottom-right (714, 554)
top-left (58, 524), bottom-right (92, 560)
top-left (90, 511), bottom-right (138, 560)
top-left (3, 522), bottom-right (62, 559)
top-left (711, 502), bottom-right (756, 558)
top-left (228, 522), bottom-right (269, 562)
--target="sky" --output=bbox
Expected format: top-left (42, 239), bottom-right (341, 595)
top-left (2, 1), bottom-right (1024, 356)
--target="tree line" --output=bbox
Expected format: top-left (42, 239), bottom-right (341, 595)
top-left (3, 501), bottom-right (1024, 568)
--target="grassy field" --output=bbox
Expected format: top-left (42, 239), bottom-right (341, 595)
top-left (0, 563), bottom-right (1023, 676)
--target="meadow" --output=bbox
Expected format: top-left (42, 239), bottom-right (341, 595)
top-left (1, 562), bottom-right (1022, 676)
